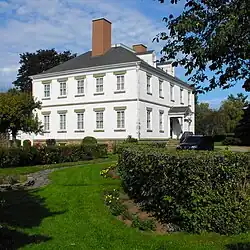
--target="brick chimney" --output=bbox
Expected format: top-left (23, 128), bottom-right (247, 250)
top-left (92, 18), bottom-right (112, 57)
top-left (133, 44), bottom-right (147, 53)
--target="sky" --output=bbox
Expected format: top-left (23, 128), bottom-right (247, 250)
top-left (0, 0), bottom-right (247, 107)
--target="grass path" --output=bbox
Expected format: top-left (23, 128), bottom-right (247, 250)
top-left (1, 160), bottom-right (249, 249)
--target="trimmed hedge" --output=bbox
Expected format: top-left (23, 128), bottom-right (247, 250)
top-left (222, 137), bottom-right (242, 146)
top-left (0, 144), bottom-right (107, 168)
top-left (118, 146), bottom-right (250, 234)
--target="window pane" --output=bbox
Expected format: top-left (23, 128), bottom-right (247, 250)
top-left (147, 75), bottom-right (151, 93)
top-left (77, 80), bottom-right (84, 94)
top-left (117, 75), bottom-right (124, 90)
top-left (147, 110), bottom-right (151, 129)
top-left (96, 112), bottom-right (103, 129)
top-left (44, 115), bottom-right (50, 131)
top-left (77, 113), bottom-right (84, 130)
top-left (44, 84), bottom-right (50, 97)
top-left (96, 78), bottom-right (103, 92)
top-left (60, 114), bottom-right (66, 130)
top-left (117, 110), bottom-right (125, 128)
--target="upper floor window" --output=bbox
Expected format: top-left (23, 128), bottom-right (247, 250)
top-left (159, 79), bottom-right (163, 98)
top-left (170, 84), bottom-right (174, 102)
top-left (147, 75), bottom-right (152, 94)
top-left (77, 80), bottom-right (84, 94)
top-left (44, 84), bottom-right (50, 98)
top-left (44, 115), bottom-right (50, 131)
top-left (96, 78), bottom-right (104, 93)
top-left (117, 75), bottom-right (125, 91)
top-left (60, 82), bottom-right (67, 96)
top-left (188, 91), bottom-right (191, 106)
top-left (159, 111), bottom-right (164, 132)
top-left (180, 88), bottom-right (183, 104)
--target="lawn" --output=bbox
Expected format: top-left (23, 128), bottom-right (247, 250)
top-left (1, 160), bottom-right (250, 250)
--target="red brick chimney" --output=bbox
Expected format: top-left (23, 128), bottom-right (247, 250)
top-left (92, 18), bottom-right (112, 57)
top-left (133, 44), bottom-right (147, 53)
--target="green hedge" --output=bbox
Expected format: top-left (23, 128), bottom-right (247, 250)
top-left (0, 144), bottom-right (107, 168)
top-left (118, 146), bottom-right (250, 234)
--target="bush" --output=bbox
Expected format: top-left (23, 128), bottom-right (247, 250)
top-left (23, 140), bottom-right (31, 149)
top-left (118, 146), bottom-right (250, 234)
top-left (222, 137), bottom-right (242, 146)
top-left (82, 136), bottom-right (97, 145)
top-left (213, 134), bottom-right (227, 142)
top-left (131, 215), bottom-right (156, 231)
top-left (0, 144), bottom-right (108, 168)
top-left (124, 135), bottom-right (138, 143)
top-left (46, 139), bottom-right (56, 146)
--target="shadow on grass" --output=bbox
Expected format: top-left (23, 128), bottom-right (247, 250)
top-left (0, 189), bottom-right (65, 249)
top-left (225, 243), bottom-right (250, 250)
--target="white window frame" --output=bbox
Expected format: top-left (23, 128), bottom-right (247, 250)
top-left (59, 114), bottom-right (66, 130)
top-left (96, 77), bottom-right (104, 93)
top-left (147, 75), bottom-right (152, 94)
top-left (188, 91), bottom-right (191, 106)
top-left (116, 110), bottom-right (125, 129)
top-left (180, 88), bottom-right (183, 104)
top-left (170, 84), bottom-right (174, 102)
top-left (77, 79), bottom-right (85, 95)
top-left (77, 113), bottom-right (84, 130)
top-left (159, 111), bottom-right (164, 132)
top-left (116, 75), bottom-right (125, 91)
top-left (44, 115), bottom-right (50, 131)
top-left (146, 108), bottom-right (152, 131)
top-left (159, 79), bottom-right (163, 98)
top-left (96, 111), bottom-right (104, 129)
top-left (44, 84), bottom-right (50, 98)
top-left (60, 81), bottom-right (67, 96)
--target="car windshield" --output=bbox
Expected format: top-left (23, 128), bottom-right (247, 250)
top-left (184, 136), bottom-right (202, 143)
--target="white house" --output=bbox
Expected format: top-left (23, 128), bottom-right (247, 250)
top-left (21, 18), bottom-right (195, 145)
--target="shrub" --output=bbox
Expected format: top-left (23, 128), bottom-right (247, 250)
top-left (46, 139), bottom-right (56, 146)
top-left (23, 140), bottom-right (32, 149)
top-left (82, 136), bottom-right (97, 145)
top-left (131, 215), bottom-right (156, 231)
top-left (222, 137), bottom-right (242, 146)
top-left (124, 135), bottom-right (138, 143)
top-left (213, 134), bottom-right (226, 142)
top-left (0, 144), bottom-right (107, 168)
top-left (118, 146), bottom-right (250, 234)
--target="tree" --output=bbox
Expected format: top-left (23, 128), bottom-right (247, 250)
top-left (13, 49), bottom-right (77, 92)
top-left (235, 105), bottom-right (250, 145)
top-left (0, 91), bottom-right (42, 146)
top-left (156, 0), bottom-right (250, 92)
top-left (219, 93), bottom-right (248, 133)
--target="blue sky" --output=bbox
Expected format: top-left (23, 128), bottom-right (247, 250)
top-left (0, 0), bottom-right (247, 107)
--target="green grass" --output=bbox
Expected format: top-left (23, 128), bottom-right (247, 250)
top-left (1, 160), bottom-right (249, 250)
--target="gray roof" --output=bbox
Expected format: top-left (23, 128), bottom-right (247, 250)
top-left (40, 46), bottom-right (141, 75)
top-left (136, 50), bottom-right (154, 55)
top-left (169, 106), bottom-right (191, 114)
top-left (38, 46), bottom-right (193, 90)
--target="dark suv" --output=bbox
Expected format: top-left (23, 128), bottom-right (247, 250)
top-left (177, 135), bottom-right (214, 150)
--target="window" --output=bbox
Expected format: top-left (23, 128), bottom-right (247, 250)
top-left (180, 88), bottom-right (183, 104)
top-left (170, 84), bottom-right (174, 101)
top-left (146, 109), bottom-right (152, 130)
top-left (96, 78), bottom-right (103, 93)
top-left (77, 80), bottom-right (84, 94)
top-left (116, 110), bottom-right (125, 129)
top-left (60, 82), bottom-right (67, 96)
top-left (44, 84), bottom-right (50, 98)
top-left (44, 115), bottom-right (50, 131)
top-left (77, 113), bottom-right (84, 130)
top-left (117, 75), bottom-right (125, 91)
top-left (159, 111), bottom-right (164, 131)
top-left (60, 114), bottom-right (66, 130)
top-left (147, 75), bottom-right (151, 94)
top-left (188, 91), bottom-right (191, 106)
top-left (96, 112), bottom-right (104, 129)
top-left (159, 80), bottom-right (163, 97)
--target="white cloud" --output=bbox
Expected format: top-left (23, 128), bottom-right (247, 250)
top-left (201, 98), bottom-right (225, 108)
top-left (0, 0), bottom-right (168, 91)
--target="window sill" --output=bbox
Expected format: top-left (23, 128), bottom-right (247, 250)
top-left (114, 90), bottom-right (126, 94)
top-left (159, 130), bottom-right (164, 133)
top-left (159, 96), bottom-right (164, 99)
top-left (147, 92), bottom-right (152, 96)
top-left (57, 130), bottom-right (67, 133)
top-left (171, 100), bottom-right (175, 102)
top-left (147, 129), bottom-right (153, 132)
top-left (42, 97), bottom-right (51, 100)
top-left (114, 129), bottom-right (126, 132)
top-left (94, 92), bottom-right (104, 96)
top-left (75, 94), bottom-right (85, 97)
top-left (75, 130), bottom-right (85, 133)
top-left (94, 129), bottom-right (104, 132)
top-left (58, 96), bottom-right (67, 99)
top-left (43, 131), bottom-right (50, 134)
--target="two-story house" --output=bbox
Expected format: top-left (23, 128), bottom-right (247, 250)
top-left (21, 18), bottom-right (195, 144)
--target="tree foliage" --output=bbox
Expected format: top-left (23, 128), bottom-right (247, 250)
top-left (13, 49), bottom-right (77, 92)
top-left (0, 91), bottom-right (42, 145)
top-left (156, 0), bottom-right (250, 92)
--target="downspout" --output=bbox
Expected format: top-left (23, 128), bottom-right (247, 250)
top-left (136, 62), bottom-right (141, 140)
